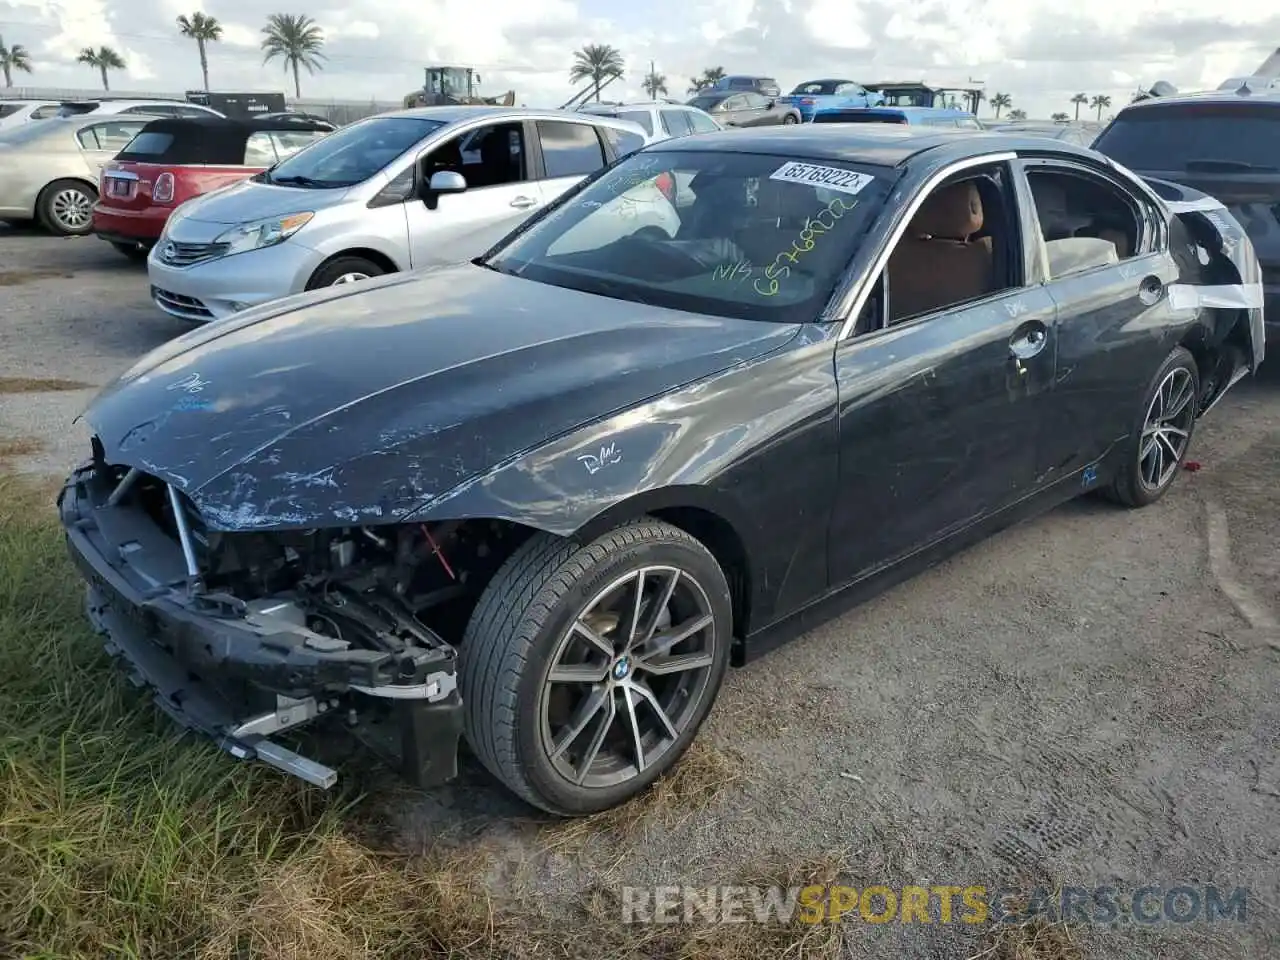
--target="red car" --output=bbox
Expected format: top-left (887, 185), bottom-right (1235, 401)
top-left (92, 115), bottom-right (332, 260)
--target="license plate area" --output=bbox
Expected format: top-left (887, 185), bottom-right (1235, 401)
top-left (106, 178), bottom-right (133, 198)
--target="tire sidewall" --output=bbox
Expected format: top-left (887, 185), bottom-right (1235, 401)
top-left (1116, 346), bottom-right (1199, 507)
top-left (307, 256), bottom-right (386, 290)
top-left (40, 180), bottom-right (95, 236)
top-left (513, 532), bottom-right (732, 814)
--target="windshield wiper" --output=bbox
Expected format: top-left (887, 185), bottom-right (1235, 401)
top-left (1183, 158), bottom-right (1279, 173)
top-left (268, 174), bottom-right (330, 187)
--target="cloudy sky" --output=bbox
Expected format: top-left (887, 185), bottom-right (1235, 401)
top-left (1, 0), bottom-right (1278, 119)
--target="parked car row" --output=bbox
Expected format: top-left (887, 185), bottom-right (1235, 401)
top-left (4, 85), bottom-right (1277, 344)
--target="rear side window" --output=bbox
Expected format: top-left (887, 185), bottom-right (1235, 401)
top-left (1093, 103), bottom-right (1280, 171)
top-left (77, 122), bottom-right (147, 151)
top-left (599, 124), bottom-right (645, 158)
top-left (616, 109), bottom-right (653, 135)
top-left (730, 78), bottom-right (753, 89)
top-left (688, 111), bottom-right (719, 134)
top-left (31, 105), bottom-right (60, 119)
top-left (660, 109), bottom-right (694, 137)
top-left (0, 104), bottom-right (21, 119)
top-left (536, 120), bottom-right (606, 178)
top-left (245, 131), bottom-right (279, 166)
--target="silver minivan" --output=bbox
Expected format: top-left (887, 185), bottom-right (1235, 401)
top-left (147, 106), bottom-right (656, 323)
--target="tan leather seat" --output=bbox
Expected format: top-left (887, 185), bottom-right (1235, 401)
top-left (886, 180), bottom-right (994, 322)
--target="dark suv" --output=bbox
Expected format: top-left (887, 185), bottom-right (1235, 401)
top-left (1092, 90), bottom-right (1280, 333)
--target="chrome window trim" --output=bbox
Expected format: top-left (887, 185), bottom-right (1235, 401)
top-left (834, 150), bottom-right (1017, 340)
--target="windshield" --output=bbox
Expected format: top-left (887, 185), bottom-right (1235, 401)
top-left (261, 116), bottom-right (445, 188)
top-left (1093, 103), bottom-right (1280, 172)
top-left (486, 149), bottom-right (893, 324)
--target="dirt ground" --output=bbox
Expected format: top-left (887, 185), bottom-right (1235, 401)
top-left (1, 225), bottom-right (1276, 958)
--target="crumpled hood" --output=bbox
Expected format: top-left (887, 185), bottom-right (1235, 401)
top-left (85, 262), bottom-right (799, 530)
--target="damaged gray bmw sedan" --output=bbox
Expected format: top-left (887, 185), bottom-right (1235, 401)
top-left (60, 126), bottom-right (1264, 816)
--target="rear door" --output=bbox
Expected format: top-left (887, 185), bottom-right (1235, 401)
top-left (1092, 100), bottom-right (1280, 323)
top-left (1015, 157), bottom-right (1180, 482)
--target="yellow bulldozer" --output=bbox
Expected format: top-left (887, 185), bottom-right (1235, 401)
top-left (402, 66), bottom-right (515, 109)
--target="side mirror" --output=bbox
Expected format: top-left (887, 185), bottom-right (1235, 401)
top-left (766, 99), bottom-right (776, 109)
top-left (427, 170), bottom-right (467, 195)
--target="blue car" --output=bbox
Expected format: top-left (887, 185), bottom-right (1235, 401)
top-left (776, 79), bottom-right (884, 121)
top-left (811, 105), bottom-right (982, 128)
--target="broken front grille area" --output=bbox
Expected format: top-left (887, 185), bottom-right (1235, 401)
top-left (91, 454), bottom-right (212, 582)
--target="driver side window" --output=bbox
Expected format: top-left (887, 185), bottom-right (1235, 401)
top-left (419, 121), bottom-right (528, 191)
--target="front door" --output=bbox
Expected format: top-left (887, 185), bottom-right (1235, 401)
top-left (405, 120), bottom-right (542, 268)
top-left (827, 164), bottom-right (1058, 585)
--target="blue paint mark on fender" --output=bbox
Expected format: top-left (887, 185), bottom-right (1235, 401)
top-left (1082, 464), bottom-right (1099, 487)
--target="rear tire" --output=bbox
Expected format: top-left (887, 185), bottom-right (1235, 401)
top-left (460, 519), bottom-right (733, 816)
top-left (1106, 346), bottom-right (1199, 508)
top-left (37, 179), bottom-right (96, 236)
top-left (306, 256), bottom-right (386, 290)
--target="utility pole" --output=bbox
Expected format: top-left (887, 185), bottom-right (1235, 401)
top-left (650, 59), bottom-right (655, 98)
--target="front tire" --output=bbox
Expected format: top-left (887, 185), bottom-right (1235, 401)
top-left (460, 519), bottom-right (733, 816)
top-left (306, 255), bottom-right (386, 290)
top-left (783, 114), bottom-right (799, 125)
top-left (37, 179), bottom-right (96, 236)
top-left (1107, 346), bottom-right (1199, 508)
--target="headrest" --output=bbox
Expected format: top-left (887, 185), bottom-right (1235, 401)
top-left (910, 180), bottom-right (983, 240)
top-left (1029, 178), bottom-right (1091, 233)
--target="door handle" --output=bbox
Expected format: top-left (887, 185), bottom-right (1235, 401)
top-left (1009, 323), bottom-right (1048, 360)
top-left (1138, 274), bottom-right (1164, 305)
top-left (510, 196), bottom-right (538, 209)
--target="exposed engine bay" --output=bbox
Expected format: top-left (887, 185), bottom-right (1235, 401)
top-left (60, 459), bottom-right (531, 791)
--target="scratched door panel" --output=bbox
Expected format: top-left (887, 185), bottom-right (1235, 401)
top-left (1036, 250), bottom-right (1180, 482)
top-left (828, 285), bottom-right (1058, 585)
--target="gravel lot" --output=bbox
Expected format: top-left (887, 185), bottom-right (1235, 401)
top-left (2, 225), bottom-right (1277, 958)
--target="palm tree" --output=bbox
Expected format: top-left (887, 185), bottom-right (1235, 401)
top-left (569, 44), bottom-right (624, 102)
top-left (77, 46), bottom-right (126, 91)
top-left (642, 69), bottom-right (668, 99)
top-left (1051, 112), bottom-right (1069, 121)
top-left (260, 13), bottom-right (326, 99)
top-left (1007, 108), bottom-right (1027, 121)
top-left (1091, 93), bottom-right (1112, 120)
top-left (0, 35), bottom-right (33, 88)
top-left (687, 66), bottom-right (725, 94)
top-left (177, 12), bottom-right (223, 91)
top-left (989, 92), bottom-right (1012, 118)
top-left (1070, 92), bottom-right (1089, 120)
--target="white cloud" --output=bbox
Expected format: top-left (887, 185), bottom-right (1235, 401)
top-left (0, 0), bottom-right (1277, 117)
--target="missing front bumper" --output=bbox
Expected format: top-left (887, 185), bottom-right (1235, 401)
top-left (59, 463), bottom-right (465, 790)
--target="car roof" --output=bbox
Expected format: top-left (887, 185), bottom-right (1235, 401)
top-left (794, 79), bottom-right (856, 85)
top-left (581, 101), bottom-right (696, 110)
top-left (652, 124), bottom-right (1093, 167)
top-left (386, 105), bottom-right (650, 124)
top-left (1118, 88), bottom-right (1280, 113)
